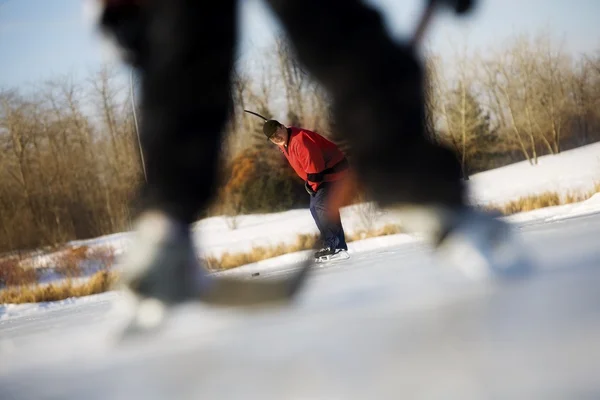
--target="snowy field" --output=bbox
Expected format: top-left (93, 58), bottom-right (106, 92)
top-left (1, 210), bottom-right (600, 399)
top-left (17, 141), bottom-right (600, 269)
top-left (1, 142), bottom-right (600, 399)
top-left (467, 142), bottom-right (600, 206)
top-left (177, 140), bottom-right (600, 257)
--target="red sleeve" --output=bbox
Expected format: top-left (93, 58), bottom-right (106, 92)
top-left (295, 134), bottom-right (326, 183)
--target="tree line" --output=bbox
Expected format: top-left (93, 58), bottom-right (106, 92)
top-left (1, 32), bottom-right (599, 253)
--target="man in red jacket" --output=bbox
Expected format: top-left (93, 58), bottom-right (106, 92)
top-left (264, 119), bottom-right (349, 261)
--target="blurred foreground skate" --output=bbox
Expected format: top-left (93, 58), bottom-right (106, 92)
top-left (114, 210), bottom-right (312, 339)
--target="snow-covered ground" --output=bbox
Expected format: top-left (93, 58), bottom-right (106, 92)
top-left (1, 211), bottom-right (600, 399)
top-left (1, 142), bottom-right (600, 398)
top-left (467, 141), bottom-right (600, 205)
top-left (16, 141), bottom-right (600, 270)
top-left (193, 140), bottom-right (599, 256)
top-left (2, 141), bottom-right (600, 305)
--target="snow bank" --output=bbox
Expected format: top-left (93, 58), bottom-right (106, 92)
top-left (179, 141), bottom-right (600, 256)
top-left (192, 202), bottom-right (403, 258)
top-left (468, 141), bottom-right (600, 205)
top-left (504, 192), bottom-right (600, 224)
top-left (214, 233), bottom-right (419, 278)
top-left (0, 292), bottom-right (120, 321)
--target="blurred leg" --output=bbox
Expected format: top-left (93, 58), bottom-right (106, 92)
top-left (97, 0), bottom-right (237, 303)
top-left (136, 0), bottom-right (237, 223)
top-left (264, 0), bottom-right (465, 209)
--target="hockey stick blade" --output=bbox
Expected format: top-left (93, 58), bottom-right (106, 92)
top-left (113, 259), bottom-right (314, 343)
top-left (199, 258), bottom-right (313, 307)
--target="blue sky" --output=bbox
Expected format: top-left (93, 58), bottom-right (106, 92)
top-left (0, 0), bottom-right (598, 91)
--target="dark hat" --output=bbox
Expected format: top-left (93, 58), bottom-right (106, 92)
top-left (263, 119), bottom-right (282, 139)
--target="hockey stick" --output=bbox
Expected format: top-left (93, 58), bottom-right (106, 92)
top-left (411, 1), bottom-right (437, 47)
top-left (243, 109), bottom-right (269, 122)
top-left (114, 258), bottom-right (315, 341)
top-left (411, 0), bottom-right (475, 46)
top-left (199, 260), bottom-right (313, 306)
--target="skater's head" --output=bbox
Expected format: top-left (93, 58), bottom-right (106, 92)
top-left (263, 119), bottom-right (288, 145)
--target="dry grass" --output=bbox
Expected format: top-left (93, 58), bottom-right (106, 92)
top-left (203, 224), bottom-right (402, 271)
top-left (347, 224), bottom-right (402, 242)
top-left (487, 183), bottom-right (600, 215)
top-left (1, 245), bottom-right (119, 304)
top-left (0, 270), bottom-right (118, 304)
top-left (52, 245), bottom-right (89, 278)
top-left (0, 258), bottom-right (38, 287)
top-left (203, 233), bottom-right (319, 271)
top-left (48, 244), bottom-right (116, 278)
top-left (86, 245), bottom-right (117, 269)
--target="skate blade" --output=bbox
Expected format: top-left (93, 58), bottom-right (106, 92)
top-left (315, 251), bottom-right (350, 264)
top-left (384, 205), bottom-right (534, 282)
top-left (436, 215), bottom-right (535, 282)
top-left (111, 288), bottom-right (171, 344)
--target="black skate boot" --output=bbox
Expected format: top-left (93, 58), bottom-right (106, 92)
top-left (314, 247), bottom-right (350, 264)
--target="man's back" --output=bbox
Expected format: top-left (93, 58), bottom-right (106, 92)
top-left (283, 127), bottom-right (348, 192)
top-left (291, 127), bottom-right (345, 165)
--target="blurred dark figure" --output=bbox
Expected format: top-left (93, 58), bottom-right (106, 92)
top-left (94, 0), bottom-right (529, 309)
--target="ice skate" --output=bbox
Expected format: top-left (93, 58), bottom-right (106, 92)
top-left (113, 210), bottom-right (314, 340)
top-left (314, 247), bottom-right (351, 264)
top-left (389, 205), bottom-right (534, 281)
top-left (113, 210), bottom-right (208, 337)
top-left (437, 208), bottom-right (534, 281)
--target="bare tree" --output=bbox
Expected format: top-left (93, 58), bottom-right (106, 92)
top-left (423, 55), bottom-right (443, 144)
top-left (274, 37), bottom-right (309, 125)
top-left (432, 42), bottom-right (491, 179)
top-left (1, 30), bottom-right (599, 254)
top-left (485, 49), bottom-right (535, 164)
top-left (533, 34), bottom-right (570, 153)
top-left (88, 65), bottom-right (127, 168)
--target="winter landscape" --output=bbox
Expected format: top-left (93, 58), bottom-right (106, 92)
top-left (2, 0), bottom-right (600, 399)
top-left (1, 140), bottom-right (600, 399)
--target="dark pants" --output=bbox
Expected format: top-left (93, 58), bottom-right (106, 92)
top-left (309, 183), bottom-right (348, 251)
top-left (101, 0), bottom-right (465, 225)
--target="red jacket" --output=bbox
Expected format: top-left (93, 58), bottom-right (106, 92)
top-left (278, 127), bottom-right (349, 192)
